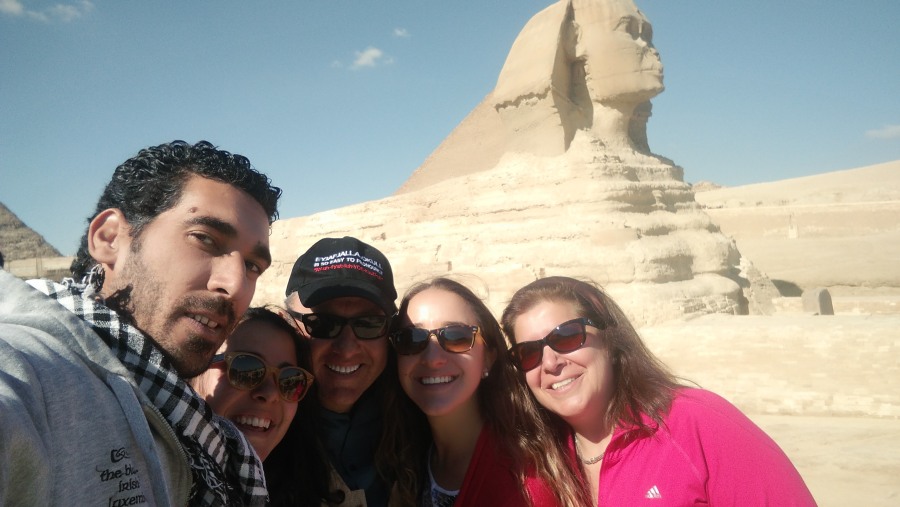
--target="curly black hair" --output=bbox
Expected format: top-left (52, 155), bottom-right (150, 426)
top-left (71, 140), bottom-right (281, 278)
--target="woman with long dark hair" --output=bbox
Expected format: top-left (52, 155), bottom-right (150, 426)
top-left (381, 277), bottom-right (585, 506)
top-left (501, 276), bottom-right (817, 506)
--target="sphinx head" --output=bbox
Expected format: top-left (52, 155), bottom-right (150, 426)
top-left (572, 0), bottom-right (664, 106)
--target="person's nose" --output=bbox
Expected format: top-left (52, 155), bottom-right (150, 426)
top-left (208, 253), bottom-right (252, 302)
top-left (330, 322), bottom-right (363, 355)
top-left (541, 344), bottom-right (566, 374)
top-left (252, 371), bottom-right (281, 403)
top-left (420, 334), bottom-right (447, 367)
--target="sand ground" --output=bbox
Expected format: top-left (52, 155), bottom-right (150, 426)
top-left (753, 414), bottom-right (900, 506)
top-left (641, 314), bottom-right (900, 506)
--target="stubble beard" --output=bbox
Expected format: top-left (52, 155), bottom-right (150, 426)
top-left (111, 245), bottom-right (236, 378)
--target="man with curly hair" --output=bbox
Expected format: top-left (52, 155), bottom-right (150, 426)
top-left (0, 140), bottom-right (281, 507)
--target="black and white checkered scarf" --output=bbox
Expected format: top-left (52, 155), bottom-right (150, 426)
top-left (32, 278), bottom-right (268, 507)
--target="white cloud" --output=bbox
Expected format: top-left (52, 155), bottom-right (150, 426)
top-left (351, 46), bottom-right (385, 69)
top-left (0, 0), bottom-right (25, 16)
top-left (393, 28), bottom-right (410, 38)
top-left (48, 0), bottom-right (93, 21)
top-left (2, 0), bottom-right (93, 22)
top-left (866, 124), bottom-right (900, 140)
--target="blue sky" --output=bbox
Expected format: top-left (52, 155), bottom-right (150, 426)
top-left (2, 0), bottom-right (898, 256)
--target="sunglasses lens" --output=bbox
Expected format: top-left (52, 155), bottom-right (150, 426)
top-left (228, 354), bottom-right (267, 390)
top-left (392, 328), bottom-right (428, 355)
top-left (303, 314), bottom-right (342, 339)
top-left (547, 321), bottom-right (586, 354)
top-left (512, 320), bottom-right (588, 371)
top-left (351, 316), bottom-right (388, 340)
top-left (439, 326), bottom-right (477, 353)
top-left (278, 368), bottom-right (311, 402)
top-left (514, 342), bottom-right (544, 371)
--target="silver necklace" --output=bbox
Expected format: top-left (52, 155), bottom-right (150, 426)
top-left (580, 451), bottom-right (604, 465)
top-left (575, 439), bottom-right (605, 465)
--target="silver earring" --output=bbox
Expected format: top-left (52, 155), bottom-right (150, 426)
top-left (482, 369), bottom-right (490, 379)
top-left (84, 264), bottom-right (105, 293)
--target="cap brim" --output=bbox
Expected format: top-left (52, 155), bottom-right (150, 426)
top-left (299, 279), bottom-right (397, 315)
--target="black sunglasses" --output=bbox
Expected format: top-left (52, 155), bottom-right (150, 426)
top-left (390, 325), bottom-right (480, 356)
top-left (288, 311), bottom-right (389, 340)
top-left (212, 352), bottom-right (314, 402)
top-left (509, 318), bottom-right (604, 372)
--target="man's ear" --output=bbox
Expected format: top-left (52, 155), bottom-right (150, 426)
top-left (87, 209), bottom-right (130, 272)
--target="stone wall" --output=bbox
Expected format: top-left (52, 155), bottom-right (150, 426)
top-left (6, 256), bottom-right (75, 281)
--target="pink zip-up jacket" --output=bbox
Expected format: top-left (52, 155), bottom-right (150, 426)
top-left (593, 388), bottom-right (816, 506)
top-left (526, 388), bottom-right (817, 506)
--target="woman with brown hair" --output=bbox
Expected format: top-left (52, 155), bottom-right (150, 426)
top-left (501, 276), bottom-right (817, 506)
top-left (381, 277), bottom-right (587, 506)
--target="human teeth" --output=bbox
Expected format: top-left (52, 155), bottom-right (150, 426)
top-left (235, 415), bottom-right (270, 430)
top-left (551, 378), bottom-right (576, 390)
top-left (328, 364), bottom-right (361, 374)
top-left (421, 376), bottom-right (453, 385)
top-left (190, 314), bottom-right (219, 329)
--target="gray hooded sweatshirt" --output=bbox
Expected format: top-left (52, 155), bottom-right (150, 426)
top-left (0, 271), bottom-right (191, 506)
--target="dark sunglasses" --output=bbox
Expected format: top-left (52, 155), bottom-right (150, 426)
top-left (212, 352), bottom-right (314, 402)
top-left (390, 325), bottom-right (480, 356)
top-left (288, 311), bottom-right (389, 340)
top-left (509, 317), bottom-right (604, 372)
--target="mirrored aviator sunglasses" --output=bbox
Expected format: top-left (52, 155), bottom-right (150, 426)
top-left (390, 325), bottom-right (480, 356)
top-left (294, 312), bottom-right (388, 340)
top-left (510, 317), bottom-right (601, 372)
top-left (213, 352), bottom-right (314, 402)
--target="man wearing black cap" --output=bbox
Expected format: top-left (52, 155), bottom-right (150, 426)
top-left (285, 236), bottom-right (397, 506)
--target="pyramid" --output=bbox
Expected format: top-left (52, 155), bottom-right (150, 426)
top-left (0, 202), bottom-right (62, 262)
top-left (254, 0), bottom-right (755, 325)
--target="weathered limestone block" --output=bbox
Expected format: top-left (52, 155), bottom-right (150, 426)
top-left (803, 288), bottom-right (835, 315)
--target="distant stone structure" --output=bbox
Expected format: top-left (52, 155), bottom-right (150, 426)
top-left (0, 202), bottom-right (62, 261)
top-left (0, 202), bottom-right (72, 281)
top-left (694, 159), bottom-right (900, 311)
top-left (802, 288), bottom-right (835, 315)
top-left (255, 0), bottom-right (753, 325)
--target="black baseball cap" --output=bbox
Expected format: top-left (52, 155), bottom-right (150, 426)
top-left (285, 237), bottom-right (397, 315)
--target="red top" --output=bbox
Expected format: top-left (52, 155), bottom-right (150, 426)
top-left (456, 425), bottom-right (560, 507)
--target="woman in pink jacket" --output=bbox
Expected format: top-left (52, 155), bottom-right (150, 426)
top-left (502, 276), bottom-right (818, 506)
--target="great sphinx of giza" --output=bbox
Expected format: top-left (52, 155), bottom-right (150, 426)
top-left (493, 0), bottom-right (664, 160)
top-left (255, 0), bottom-right (758, 326)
